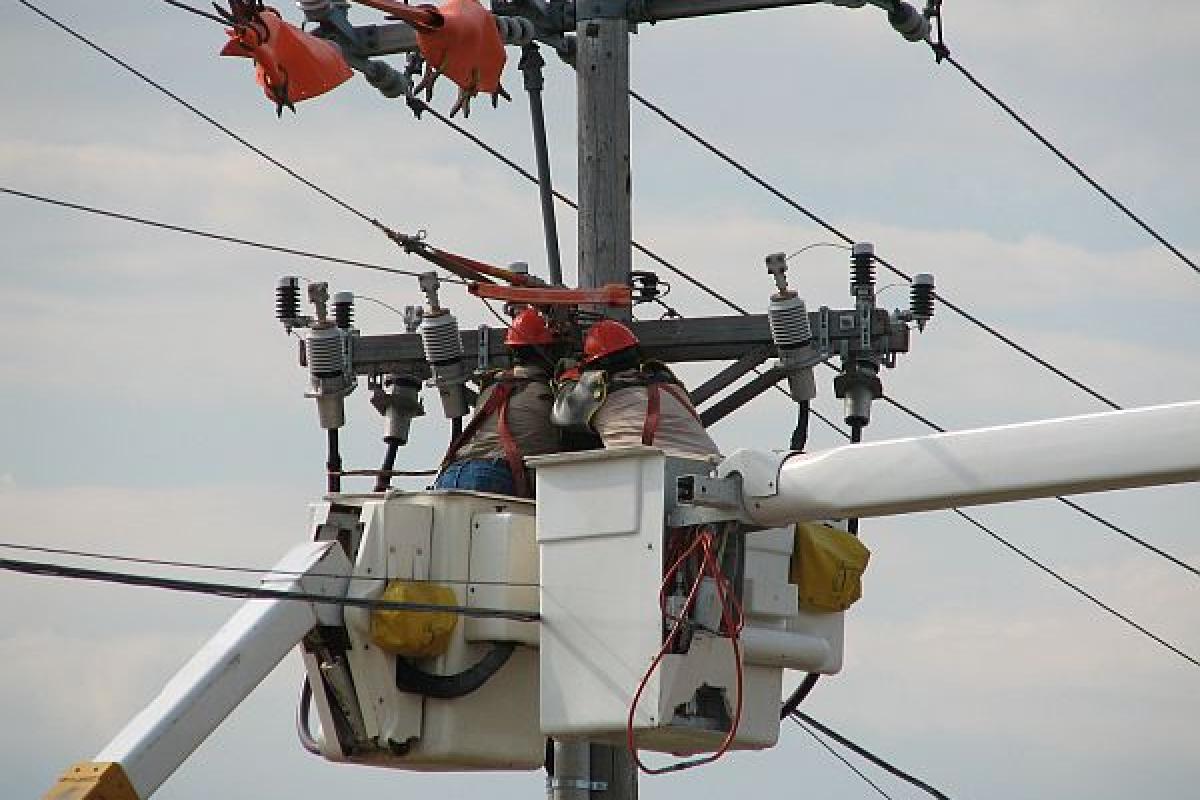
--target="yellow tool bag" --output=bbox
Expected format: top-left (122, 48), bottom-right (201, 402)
top-left (370, 580), bottom-right (459, 658)
top-left (790, 522), bottom-right (871, 612)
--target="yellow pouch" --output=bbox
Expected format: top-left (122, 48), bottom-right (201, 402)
top-left (370, 580), bottom-right (459, 658)
top-left (790, 522), bottom-right (871, 612)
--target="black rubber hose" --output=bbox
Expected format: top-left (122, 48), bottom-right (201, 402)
top-left (790, 399), bottom-right (810, 451)
top-left (374, 440), bottom-right (400, 492)
top-left (296, 677), bottom-right (322, 755)
top-left (779, 672), bottom-right (820, 719)
top-left (394, 642), bottom-right (516, 699)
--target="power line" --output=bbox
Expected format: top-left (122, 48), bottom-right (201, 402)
top-left (416, 102), bottom-right (752, 315)
top-left (950, 509), bottom-right (1200, 669)
top-left (940, 53), bottom-right (1198, 277)
top-left (792, 713), bottom-right (951, 800)
top-left (794, 718), bottom-right (895, 800)
top-left (622, 91), bottom-right (1194, 578)
top-left (628, 87), bottom-right (1123, 410)
top-left (0, 186), bottom-right (465, 283)
top-left (0, 541), bottom-right (535, 588)
top-left (0, 557), bottom-right (539, 621)
top-left (804, 406), bottom-right (1199, 669)
top-left (16, 0), bottom-right (384, 232)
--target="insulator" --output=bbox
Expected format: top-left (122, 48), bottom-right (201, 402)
top-left (363, 60), bottom-right (410, 99)
top-left (420, 311), bottom-right (463, 366)
top-left (888, 2), bottom-right (931, 42)
top-left (910, 273), bottom-right (935, 330)
top-left (495, 15), bottom-right (535, 46)
top-left (851, 242), bottom-right (876, 294)
top-left (768, 294), bottom-right (813, 348)
top-left (332, 291), bottom-right (354, 330)
top-left (307, 326), bottom-right (346, 379)
top-left (276, 276), bottom-right (301, 327)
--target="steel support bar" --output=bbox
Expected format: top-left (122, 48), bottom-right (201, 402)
top-left (718, 400), bottom-right (1200, 527)
top-left (350, 315), bottom-right (776, 374)
top-left (699, 366), bottom-right (785, 427)
top-left (638, 0), bottom-right (822, 21)
top-left (689, 346), bottom-right (772, 405)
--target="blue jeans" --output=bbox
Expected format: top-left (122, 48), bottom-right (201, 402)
top-left (434, 459), bottom-right (517, 495)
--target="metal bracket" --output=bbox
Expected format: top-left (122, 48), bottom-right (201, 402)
top-left (576, 0), bottom-right (629, 19)
top-left (670, 474), bottom-right (752, 526)
top-left (548, 778), bottom-right (610, 791)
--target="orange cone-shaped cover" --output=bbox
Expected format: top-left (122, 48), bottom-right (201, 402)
top-left (220, 7), bottom-right (352, 113)
top-left (359, 0), bottom-right (508, 116)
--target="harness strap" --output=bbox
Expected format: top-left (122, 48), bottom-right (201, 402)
top-left (661, 382), bottom-right (703, 424)
top-left (642, 383), bottom-right (662, 446)
top-left (495, 392), bottom-right (530, 497)
top-left (441, 380), bottom-right (530, 497)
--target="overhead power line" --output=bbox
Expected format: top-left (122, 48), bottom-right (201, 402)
top-left (16, 0), bottom-right (383, 232)
top-left (792, 713), bottom-right (952, 800)
top-left (0, 557), bottom-right (539, 622)
top-left (627, 88), bottom-right (1122, 410)
top-left (0, 541), bottom-right (535, 588)
top-left (940, 53), bottom-right (1198, 277)
top-left (27, 0), bottom-right (1194, 664)
top-left (0, 186), bottom-right (464, 283)
top-left (623, 89), bottom-right (1196, 580)
top-left (804, 408), bottom-right (1199, 670)
top-left (794, 719), bottom-right (895, 800)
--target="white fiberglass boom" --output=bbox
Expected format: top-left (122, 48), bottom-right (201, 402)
top-left (716, 400), bottom-right (1200, 527)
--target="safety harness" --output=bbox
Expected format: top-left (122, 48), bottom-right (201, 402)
top-left (608, 363), bottom-right (702, 447)
top-left (440, 372), bottom-right (535, 497)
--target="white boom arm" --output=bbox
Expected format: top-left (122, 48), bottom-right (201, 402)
top-left (717, 400), bottom-right (1200, 526)
top-left (45, 541), bottom-right (352, 800)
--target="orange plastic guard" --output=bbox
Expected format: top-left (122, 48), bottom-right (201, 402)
top-left (220, 8), bottom-right (352, 112)
top-left (469, 283), bottom-right (633, 307)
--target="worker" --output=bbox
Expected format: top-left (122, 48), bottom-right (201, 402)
top-left (553, 319), bottom-right (721, 460)
top-left (434, 307), bottom-right (560, 497)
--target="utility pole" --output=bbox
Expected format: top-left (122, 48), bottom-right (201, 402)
top-left (549, 3), bottom-right (636, 799)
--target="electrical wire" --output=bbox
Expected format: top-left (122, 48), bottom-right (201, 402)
top-left (29, 0), bottom-right (1194, 663)
top-left (16, 0), bottom-right (384, 232)
top-left (0, 556), bottom-right (540, 621)
top-left (804, 407), bottom-right (1200, 669)
top-left (618, 90), bottom-right (1195, 578)
top-left (792, 712), bottom-right (951, 800)
top-left (627, 87), bottom-right (1124, 410)
top-left (939, 53), bottom-right (1198, 277)
top-left (0, 186), bottom-right (465, 283)
top-left (793, 719), bottom-right (895, 800)
top-left (0, 541), bottom-right (537, 588)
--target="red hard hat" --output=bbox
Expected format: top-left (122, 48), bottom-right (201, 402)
top-left (582, 319), bottom-right (639, 365)
top-left (505, 307), bottom-right (555, 346)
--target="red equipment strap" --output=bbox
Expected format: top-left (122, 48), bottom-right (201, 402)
top-left (642, 383), bottom-right (662, 446)
top-left (469, 282), bottom-right (632, 307)
top-left (640, 382), bottom-right (702, 447)
top-left (440, 380), bottom-right (530, 497)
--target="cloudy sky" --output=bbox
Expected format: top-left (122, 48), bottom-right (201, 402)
top-left (2, 1), bottom-right (1198, 798)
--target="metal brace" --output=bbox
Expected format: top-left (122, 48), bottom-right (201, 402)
top-left (547, 778), bottom-right (610, 792)
top-left (670, 474), bottom-right (751, 527)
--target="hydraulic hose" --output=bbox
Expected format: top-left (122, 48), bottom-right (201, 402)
top-left (394, 642), bottom-right (516, 698)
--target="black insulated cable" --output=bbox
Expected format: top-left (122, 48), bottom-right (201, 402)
top-left (792, 712), bottom-right (952, 800)
top-left (939, 53), bottom-right (1198, 277)
top-left (0, 557), bottom-right (541, 621)
top-left (0, 186), bottom-right (462, 283)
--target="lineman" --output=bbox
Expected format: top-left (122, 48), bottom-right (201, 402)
top-left (553, 319), bottom-right (721, 459)
top-left (434, 307), bottom-right (561, 496)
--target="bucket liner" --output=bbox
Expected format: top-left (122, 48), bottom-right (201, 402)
top-left (218, 1), bottom-right (352, 115)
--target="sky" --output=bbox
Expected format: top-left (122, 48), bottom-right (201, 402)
top-left (2, 1), bottom-right (1198, 798)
